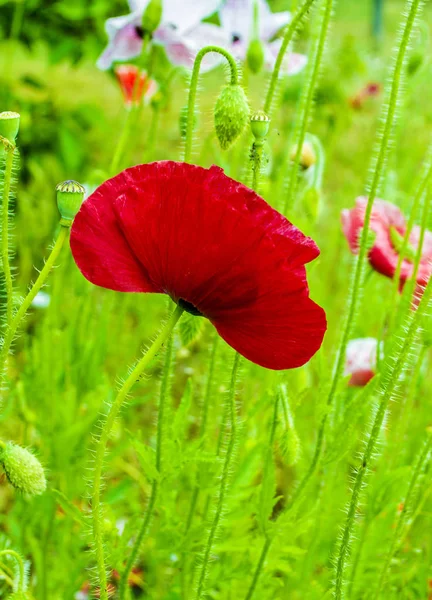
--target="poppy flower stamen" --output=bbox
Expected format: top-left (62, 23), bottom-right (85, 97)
top-left (178, 298), bottom-right (204, 317)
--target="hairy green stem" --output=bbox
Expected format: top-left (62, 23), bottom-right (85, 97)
top-left (1, 146), bottom-right (15, 326)
top-left (193, 352), bottom-right (240, 599)
top-left (284, 0), bottom-right (333, 214)
top-left (263, 0), bottom-right (318, 115)
top-left (0, 224), bottom-right (69, 380)
top-left (92, 305), bottom-right (183, 600)
top-left (184, 46), bottom-right (238, 163)
top-left (334, 276), bottom-right (432, 599)
top-left (119, 335), bottom-right (175, 599)
top-left (374, 431), bottom-right (432, 598)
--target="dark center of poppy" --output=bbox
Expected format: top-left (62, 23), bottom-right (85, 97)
top-left (178, 298), bottom-right (203, 317)
top-left (232, 33), bottom-right (241, 43)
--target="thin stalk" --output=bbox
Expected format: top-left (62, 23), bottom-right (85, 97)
top-left (110, 107), bottom-right (137, 175)
top-left (118, 336), bottom-right (175, 599)
top-left (91, 305), bottom-right (184, 600)
top-left (284, 0), bottom-right (333, 214)
top-left (184, 46), bottom-right (238, 163)
top-left (0, 224), bottom-right (69, 379)
top-left (374, 431), bottom-right (432, 598)
top-left (1, 146), bottom-right (15, 326)
top-left (144, 107), bottom-right (160, 162)
top-left (193, 352), bottom-right (240, 600)
top-left (263, 0), bottom-right (318, 115)
top-left (334, 275), bottom-right (432, 599)
top-left (245, 394), bottom-right (279, 600)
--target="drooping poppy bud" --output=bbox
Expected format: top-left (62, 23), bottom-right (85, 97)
top-left (247, 39), bottom-right (265, 74)
top-left (56, 180), bottom-right (85, 226)
top-left (0, 442), bottom-right (46, 496)
top-left (142, 0), bottom-right (163, 35)
top-left (250, 110), bottom-right (270, 142)
top-left (214, 84), bottom-right (250, 150)
top-left (0, 111), bottom-right (20, 144)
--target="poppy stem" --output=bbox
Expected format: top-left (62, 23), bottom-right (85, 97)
top-left (263, 0), bottom-right (318, 116)
top-left (334, 274), bottom-right (432, 599)
top-left (91, 304), bottom-right (184, 600)
top-left (110, 106), bottom-right (136, 175)
top-left (374, 429), bottom-right (432, 598)
top-left (283, 0), bottom-right (333, 215)
top-left (0, 224), bottom-right (69, 383)
top-left (1, 142), bottom-right (16, 327)
top-left (184, 45), bottom-right (238, 164)
top-left (193, 351), bottom-right (241, 599)
top-left (118, 334), bottom-right (175, 600)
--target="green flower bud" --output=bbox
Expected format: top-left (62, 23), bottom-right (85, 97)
top-left (0, 111), bottom-right (20, 144)
top-left (0, 442), bottom-right (46, 496)
top-left (142, 0), bottom-right (163, 35)
top-left (214, 84), bottom-right (250, 150)
top-left (56, 180), bottom-right (85, 226)
top-left (250, 110), bottom-right (270, 141)
top-left (247, 39), bottom-right (265, 74)
top-left (290, 141), bottom-right (316, 169)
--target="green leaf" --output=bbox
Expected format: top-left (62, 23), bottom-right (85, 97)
top-left (179, 313), bottom-right (205, 347)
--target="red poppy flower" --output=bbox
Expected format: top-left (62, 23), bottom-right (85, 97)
top-left (70, 161), bottom-right (326, 370)
top-left (342, 197), bottom-right (432, 289)
top-left (344, 337), bottom-right (379, 386)
top-left (115, 65), bottom-right (158, 107)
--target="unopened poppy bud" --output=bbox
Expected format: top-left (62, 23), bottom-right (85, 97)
top-left (214, 84), bottom-right (249, 150)
top-left (250, 110), bottom-right (270, 141)
top-left (0, 111), bottom-right (20, 144)
top-left (290, 141), bottom-right (316, 169)
top-left (0, 442), bottom-right (46, 496)
top-left (142, 0), bottom-right (162, 35)
top-left (56, 180), bottom-right (85, 226)
top-left (247, 39), bottom-right (265, 74)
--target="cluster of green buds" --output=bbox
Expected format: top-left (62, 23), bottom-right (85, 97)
top-left (0, 441), bottom-right (46, 497)
top-left (56, 180), bottom-right (85, 226)
top-left (214, 84), bottom-right (250, 150)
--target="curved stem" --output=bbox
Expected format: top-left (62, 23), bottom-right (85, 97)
top-left (118, 335), bottom-right (175, 599)
top-left (334, 275), bottom-right (432, 599)
top-left (1, 146), bottom-right (15, 326)
top-left (283, 0), bottom-right (333, 214)
top-left (263, 0), bottom-right (318, 115)
top-left (193, 352), bottom-right (240, 599)
top-left (184, 46), bottom-right (238, 163)
top-left (0, 224), bottom-right (69, 380)
top-left (91, 305), bottom-right (184, 600)
top-left (245, 538), bottom-right (271, 600)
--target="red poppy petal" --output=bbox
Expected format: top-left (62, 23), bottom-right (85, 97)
top-left (209, 267), bottom-right (326, 370)
top-left (70, 181), bottom-right (157, 293)
top-left (112, 161), bottom-right (319, 310)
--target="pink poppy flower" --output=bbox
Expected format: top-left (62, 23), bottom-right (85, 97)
top-left (219, 0), bottom-right (307, 75)
top-left (97, 0), bottom-right (228, 72)
top-left (344, 337), bottom-right (379, 386)
top-left (341, 197), bottom-right (432, 290)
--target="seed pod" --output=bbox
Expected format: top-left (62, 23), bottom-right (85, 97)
top-left (56, 180), bottom-right (85, 226)
top-left (247, 39), bottom-right (265, 74)
top-left (214, 84), bottom-right (250, 150)
top-left (0, 111), bottom-right (20, 144)
top-left (250, 110), bottom-right (270, 142)
top-left (0, 442), bottom-right (46, 496)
